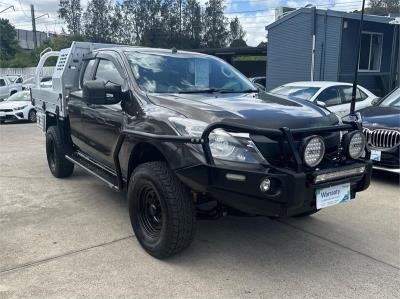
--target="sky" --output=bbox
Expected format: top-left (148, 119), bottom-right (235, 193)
top-left (1, 0), bottom-right (368, 46)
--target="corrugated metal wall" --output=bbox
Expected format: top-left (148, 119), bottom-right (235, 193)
top-left (266, 11), bottom-right (343, 90)
top-left (314, 14), bottom-right (342, 81)
top-left (266, 12), bottom-right (313, 90)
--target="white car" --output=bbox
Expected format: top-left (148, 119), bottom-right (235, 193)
top-left (270, 81), bottom-right (378, 117)
top-left (0, 76), bottom-right (22, 100)
top-left (0, 91), bottom-right (36, 123)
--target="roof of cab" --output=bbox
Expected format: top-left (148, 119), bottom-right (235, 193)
top-left (94, 46), bottom-right (211, 58)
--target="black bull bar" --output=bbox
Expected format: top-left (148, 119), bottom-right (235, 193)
top-left (118, 120), bottom-right (369, 175)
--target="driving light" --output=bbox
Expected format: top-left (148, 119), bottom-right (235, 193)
top-left (314, 166), bottom-right (365, 183)
top-left (342, 131), bottom-right (366, 159)
top-left (302, 136), bottom-right (325, 167)
top-left (260, 178), bottom-right (271, 192)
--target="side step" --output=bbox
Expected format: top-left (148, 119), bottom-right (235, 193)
top-left (65, 152), bottom-right (121, 191)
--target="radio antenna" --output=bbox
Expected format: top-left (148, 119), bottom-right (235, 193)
top-left (350, 0), bottom-right (366, 116)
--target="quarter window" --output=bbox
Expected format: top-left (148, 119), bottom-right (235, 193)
top-left (359, 32), bottom-right (383, 72)
top-left (0, 79), bottom-right (5, 86)
top-left (340, 86), bottom-right (367, 103)
top-left (95, 59), bottom-right (123, 85)
top-left (316, 87), bottom-right (341, 106)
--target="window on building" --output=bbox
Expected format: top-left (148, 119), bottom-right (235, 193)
top-left (359, 32), bottom-right (383, 72)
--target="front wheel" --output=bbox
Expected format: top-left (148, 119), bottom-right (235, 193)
top-left (46, 126), bottom-right (74, 178)
top-left (128, 161), bottom-right (196, 259)
top-left (28, 109), bottom-right (36, 123)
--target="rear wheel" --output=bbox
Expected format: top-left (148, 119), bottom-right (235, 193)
top-left (46, 126), bottom-right (74, 178)
top-left (128, 161), bottom-right (196, 259)
top-left (28, 109), bottom-right (36, 123)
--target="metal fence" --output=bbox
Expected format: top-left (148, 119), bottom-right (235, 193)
top-left (0, 67), bottom-right (55, 79)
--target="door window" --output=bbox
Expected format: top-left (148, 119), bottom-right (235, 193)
top-left (82, 59), bottom-right (96, 85)
top-left (340, 86), bottom-right (367, 103)
top-left (0, 79), bottom-right (6, 87)
top-left (95, 59), bottom-right (124, 85)
top-left (316, 87), bottom-right (341, 106)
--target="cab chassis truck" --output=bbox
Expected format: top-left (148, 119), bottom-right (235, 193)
top-left (31, 42), bottom-right (372, 258)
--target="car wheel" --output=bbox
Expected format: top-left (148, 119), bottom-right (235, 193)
top-left (128, 161), bottom-right (196, 259)
top-left (46, 126), bottom-right (74, 178)
top-left (28, 109), bottom-right (36, 122)
top-left (292, 209), bottom-right (320, 218)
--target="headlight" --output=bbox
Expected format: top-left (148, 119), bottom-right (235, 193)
top-left (342, 131), bottom-right (366, 159)
top-left (302, 135), bottom-right (325, 167)
top-left (14, 105), bottom-right (27, 111)
top-left (169, 117), bottom-right (265, 164)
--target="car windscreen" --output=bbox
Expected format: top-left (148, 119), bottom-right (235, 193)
top-left (270, 86), bottom-right (320, 101)
top-left (380, 89), bottom-right (400, 107)
top-left (5, 91), bottom-right (30, 101)
top-left (125, 52), bottom-right (256, 94)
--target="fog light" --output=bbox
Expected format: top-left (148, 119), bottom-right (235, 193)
top-left (260, 178), bottom-right (271, 192)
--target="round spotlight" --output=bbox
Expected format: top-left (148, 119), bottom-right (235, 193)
top-left (342, 131), bottom-right (366, 159)
top-left (260, 178), bottom-right (271, 192)
top-left (302, 136), bottom-right (325, 168)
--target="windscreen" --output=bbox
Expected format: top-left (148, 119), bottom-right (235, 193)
top-left (125, 52), bottom-right (256, 94)
top-left (380, 89), bottom-right (400, 107)
top-left (270, 86), bottom-right (320, 101)
top-left (5, 91), bottom-right (30, 101)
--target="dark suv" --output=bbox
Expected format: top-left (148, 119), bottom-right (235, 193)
top-left (38, 47), bottom-right (372, 259)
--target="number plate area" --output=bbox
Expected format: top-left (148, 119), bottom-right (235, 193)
top-left (370, 150), bottom-right (381, 161)
top-left (316, 183), bottom-right (351, 209)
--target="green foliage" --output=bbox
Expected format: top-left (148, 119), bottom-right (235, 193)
top-left (82, 0), bottom-right (115, 42)
top-left (366, 0), bottom-right (400, 16)
top-left (0, 19), bottom-right (20, 64)
top-left (59, 0), bottom-right (82, 35)
top-left (203, 0), bottom-right (229, 48)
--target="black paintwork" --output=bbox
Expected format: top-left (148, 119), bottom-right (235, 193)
top-left (358, 104), bottom-right (400, 168)
top-left (63, 47), bottom-right (371, 216)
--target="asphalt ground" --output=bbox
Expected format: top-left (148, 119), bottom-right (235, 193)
top-left (0, 123), bottom-right (399, 298)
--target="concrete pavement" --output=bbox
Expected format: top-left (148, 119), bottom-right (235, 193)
top-left (0, 123), bottom-right (399, 298)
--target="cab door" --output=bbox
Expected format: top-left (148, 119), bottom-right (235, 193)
top-left (68, 58), bottom-right (97, 150)
top-left (80, 53), bottom-right (125, 169)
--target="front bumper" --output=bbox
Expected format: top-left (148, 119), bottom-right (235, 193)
top-left (176, 160), bottom-right (372, 217)
top-left (0, 110), bottom-right (26, 122)
top-left (370, 146), bottom-right (400, 173)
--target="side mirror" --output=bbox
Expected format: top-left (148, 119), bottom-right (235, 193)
top-left (371, 97), bottom-right (380, 106)
top-left (82, 80), bottom-right (122, 105)
top-left (315, 100), bottom-right (326, 107)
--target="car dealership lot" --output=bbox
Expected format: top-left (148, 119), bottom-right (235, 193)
top-left (0, 123), bottom-right (399, 298)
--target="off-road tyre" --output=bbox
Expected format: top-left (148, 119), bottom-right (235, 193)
top-left (46, 126), bottom-right (74, 178)
top-left (128, 161), bottom-right (196, 259)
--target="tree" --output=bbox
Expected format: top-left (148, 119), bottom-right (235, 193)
top-left (229, 16), bottom-right (246, 47)
top-left (182, 0), bottom-right (203, 48)
top-left (0, 19), bottom-right (20, 63)
top-left (203, 0), bottom-right (229, 48)
top-left (83, 0), bottom-right (115, 42)
top-left (58, 0), bottom-right (82, 35)
top-left (360, 0), bottom-right (400, 16)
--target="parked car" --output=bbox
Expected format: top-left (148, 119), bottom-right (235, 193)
top-left (32, 42), bottom-right (372, 259)
top-left (357, 87), bottom-right (400, 173)
top-left (0, 91), bottom-right (37, 123)
top-left (22, 76), bottom-right (53, 90)
top-left (270, 81), bottom-right (378, 117)
top-left (0, 76), bottom-right (23, 100)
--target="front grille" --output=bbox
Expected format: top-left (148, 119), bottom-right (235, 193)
top-left (363, 128), bottom-right (400, 149)
top-left (0, 109), bottom-right (13, 112)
